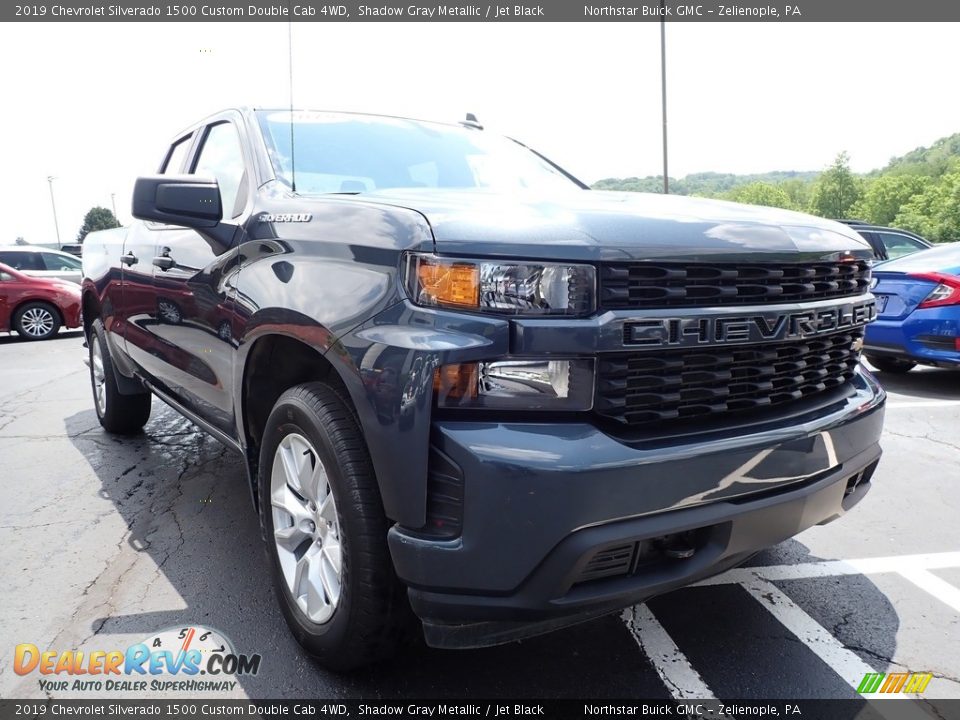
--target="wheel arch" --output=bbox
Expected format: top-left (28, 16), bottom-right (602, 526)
top-left (81, 288), bottom-right (101, 338)
top-left (238, 331), bottom-right (364, 514)
top-left (12, 297), bottom-right (65, 329)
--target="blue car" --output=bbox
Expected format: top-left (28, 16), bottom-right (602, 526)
top-left (864, 242), bottom-right (960, 373)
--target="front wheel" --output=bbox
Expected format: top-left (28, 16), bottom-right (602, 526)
top-left (89, 319), bottom-right (152, 434)
top-left (259, 381), bottom-right (413, 671)
top-left (14, 302), bottom-right (60, 340)
top-left (866, 355), bottom-right (917, 374)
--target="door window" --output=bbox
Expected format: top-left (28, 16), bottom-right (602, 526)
top-left (162, 135), bottom-right (193, 174)
top-left (877, 232), bottom-right (926, 260)
top-left (40, 252), bottom-right (81, 271)
top-left (192, 122), bottom-right (247, 218)
top-left (0, 251), bottom-right (43, 271)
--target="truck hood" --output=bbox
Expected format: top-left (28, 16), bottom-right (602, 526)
top-left (346, 188), bottom-right (872, 262)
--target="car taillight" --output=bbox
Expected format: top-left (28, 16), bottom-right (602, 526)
top-left (911, 272), bottom-right (960, 309)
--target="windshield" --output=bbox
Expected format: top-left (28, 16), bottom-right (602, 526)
top-left (256, 111), bottom-right (582, 195)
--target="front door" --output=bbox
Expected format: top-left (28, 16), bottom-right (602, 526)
top-left (142, 117), bottom-right (251, 436)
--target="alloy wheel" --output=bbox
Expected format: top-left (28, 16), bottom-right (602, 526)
top-left (91, 341), bottom-right (107, 415)
top-left (270, 433), bottom-right (343, 624)
top-left (21, 307), bottom-right (55, 337)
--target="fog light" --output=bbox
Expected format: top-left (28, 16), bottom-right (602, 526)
top-left (434, 359), bottom-right (594, 411)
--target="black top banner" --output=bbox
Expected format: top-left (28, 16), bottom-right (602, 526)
top-left (5, 0), bottom-right (960, 22)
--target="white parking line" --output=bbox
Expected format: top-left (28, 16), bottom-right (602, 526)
top-left (622, 604), bottom-right (721, 702)
top-left (740, 578), bottom-right (937, 718)
top-left (740, 578), bottom-right (874, 682)
top-left (625, 552), bottom-right (960, 704)
top-left (696, 551), bottom-right (960, 586)
top-left (885, 400), bottom-right (960, 409)
top-left (898, 568), bottom-right (960, 614)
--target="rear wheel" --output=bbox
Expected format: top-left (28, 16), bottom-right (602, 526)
top-left (866, 355), bottom-right (916, 374)
top-left (14, 302), bottom-right (60, 341)
top-left (259, 381), bottom-right (413, 671)
top-left (89, 319), bottom-right (152, 434)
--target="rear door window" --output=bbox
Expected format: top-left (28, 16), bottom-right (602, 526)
top-left (0, 251), bottom-right (44, 271)
top-left (877, 232), bottom-right (927, 260)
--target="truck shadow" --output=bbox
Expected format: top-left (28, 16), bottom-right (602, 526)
top-left (867, 365), bottom-right (960, 401)
top-left (66, 406), bottom-right (901, 702)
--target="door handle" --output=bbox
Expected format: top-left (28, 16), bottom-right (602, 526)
top-left (120, 252), bottom-right (137, 266)
top-left (153, 256), bottom-right (175, 271)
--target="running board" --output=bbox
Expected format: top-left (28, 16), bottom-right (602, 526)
top-left (141, 380), bottom-right (244, 454)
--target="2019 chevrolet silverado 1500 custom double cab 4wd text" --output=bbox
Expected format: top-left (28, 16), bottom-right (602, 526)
top-left (82, 108), bottom-right (886, 670)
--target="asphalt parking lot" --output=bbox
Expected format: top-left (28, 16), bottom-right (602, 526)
top-left (1, 330), bottom-right (959, 705)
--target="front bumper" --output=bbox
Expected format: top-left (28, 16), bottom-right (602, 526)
top-left (387, 368), bottom-right (885, 648)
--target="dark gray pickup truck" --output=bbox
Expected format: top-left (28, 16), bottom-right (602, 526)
top-left (82, 108), bottom-right (885, 670)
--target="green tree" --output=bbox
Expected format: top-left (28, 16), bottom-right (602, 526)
top-left (76, 206), bottom-right (120, 243)
top-left (849, 175), bottom-right (931, 227)
top-left (779, 179), bottom-right (812, 210)
top-left (808, 152), bottom-right (863, 218)
top-left (893, 171), bottom-right (960, 242)
top-left (725, 182), bottom-right (795, 209)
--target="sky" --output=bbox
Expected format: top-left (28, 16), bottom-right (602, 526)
top-left (2, 21), bottom-right (959, 245)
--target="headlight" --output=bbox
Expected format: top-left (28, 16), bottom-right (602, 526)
top-left (434, 359), bottom-right (594, 411)
top-left (404, 254), bottom-right (596, 316)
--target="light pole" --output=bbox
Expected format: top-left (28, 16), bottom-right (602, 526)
top-left (111, 193), bottom-right (118, 221)
top-left (47, 176), bottom-right (62, 249)
top-left (660, 1), bottom-right (669, 194)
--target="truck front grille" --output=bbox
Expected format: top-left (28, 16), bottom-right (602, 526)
top-left (595, 330), bottom-right (862, 425)
top-left (599, 260), bottom-right (871, 310)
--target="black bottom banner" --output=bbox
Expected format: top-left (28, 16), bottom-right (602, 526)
top-left (2, 699), bottom-right (958, 720)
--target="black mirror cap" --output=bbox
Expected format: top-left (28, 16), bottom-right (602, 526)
top-left (132, 175), bottom-right (222, 228)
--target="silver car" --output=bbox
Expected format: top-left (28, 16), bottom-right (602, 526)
top-left (0, 246), bottom-right (83, 284)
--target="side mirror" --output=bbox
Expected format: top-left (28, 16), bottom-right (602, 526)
top-left (132, 175), bottom-right (222, 228)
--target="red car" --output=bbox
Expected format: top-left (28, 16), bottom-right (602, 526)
top-left (0, 261), bottom-right (82, 340)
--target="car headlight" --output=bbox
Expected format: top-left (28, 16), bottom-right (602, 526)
top-left (404, 254), bottom-right (596, 316)
top-left (434, 359), bottom-right (594, 411)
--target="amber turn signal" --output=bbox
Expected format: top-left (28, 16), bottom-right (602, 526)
top-left (415, 258), bottom-right (480, 309)
top-left (434, 364), bottom-right (479, 402)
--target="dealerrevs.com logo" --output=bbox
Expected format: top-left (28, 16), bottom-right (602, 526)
top-left (14, 625), bottom-right (262, 694)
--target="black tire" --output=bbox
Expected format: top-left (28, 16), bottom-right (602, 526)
top-left (259, 381), bottom-right (414, 671)
top-left (14, 301), bottom-right (61, 341)
top-left (866, 354), bottom-right (917, 374)
top-left (89, 319), bottom-right (152, 434)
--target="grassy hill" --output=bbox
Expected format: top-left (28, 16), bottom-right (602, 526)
top-left (590, 132), bottom-right (960, 241)
top-left (880, 132), bottom-right (960, 178)
top-left (593, 170), bottom-right (819, 196)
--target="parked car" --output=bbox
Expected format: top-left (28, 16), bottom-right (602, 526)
top-left (0, 262), bottom-right (82, 340)
top-left (0, 246), bottom-right (84, 284)
top-left (864, 243), bottom-right (960, 372)
top-left (836, 220), bottom-right (932, 261)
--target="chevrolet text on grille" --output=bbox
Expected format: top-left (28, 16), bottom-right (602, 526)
top-left (624, 299), bottom-right (876, 348)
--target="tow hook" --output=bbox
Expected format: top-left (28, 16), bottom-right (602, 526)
top-left (654, 532), bottom-right (697, 560)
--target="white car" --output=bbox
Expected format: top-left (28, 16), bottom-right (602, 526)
top-left (0, 246), bottom-right (83, 284)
